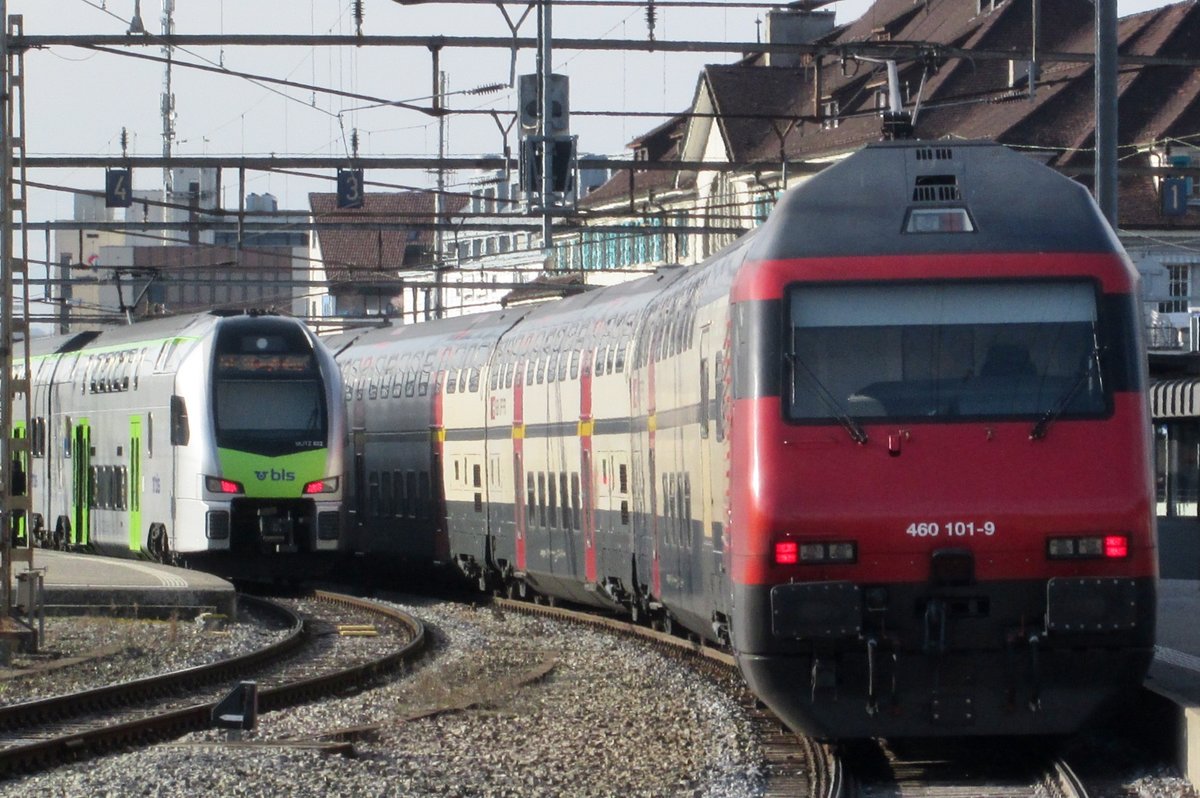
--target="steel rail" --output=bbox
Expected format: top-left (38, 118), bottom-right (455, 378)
top-left (0, 591), bottom-right (426, 778)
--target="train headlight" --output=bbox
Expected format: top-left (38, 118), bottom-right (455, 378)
top-left (303, 477), bottom-right (339, 495)
top-left (1047, 534), bottom-right (1129, 560)
top-left (775, 540), bottom-right (857, 565)
top-left (205, 476), bottom-right (244, 495)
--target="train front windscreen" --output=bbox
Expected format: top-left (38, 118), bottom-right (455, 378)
top-left (213, 329), bottom-right (328, 455)
top-left (785, 280), bottom-right (1109, 424)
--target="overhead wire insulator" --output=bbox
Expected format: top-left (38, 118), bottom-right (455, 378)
top-left (353, 0), bottom-right (365, 37)
top-left (468, 83), bottom-right (507, 96)
top-left (351, 129), bottom-right (360, 158)
top-left (645, 0), bottom-right (657, 42)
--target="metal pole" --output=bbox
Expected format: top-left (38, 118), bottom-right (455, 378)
top-left (0, 0), bottom-right (12, 621)
top-left (1095, 0), bottom-right (1118, 226)
top-left (539, 0), bottom-right (553, 255)
top-left (433, 48), bottom-right (445, 321)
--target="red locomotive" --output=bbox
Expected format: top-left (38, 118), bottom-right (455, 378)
top-left (329, 140), bottom-right (1156, 738)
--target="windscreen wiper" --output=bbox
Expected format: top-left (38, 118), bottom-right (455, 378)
top-left (786, 352), bottom-right (868, 444)
top-left (1030, 339), bottom-right (1104, 440)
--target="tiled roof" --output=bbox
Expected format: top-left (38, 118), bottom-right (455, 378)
top-left (597, 0), bottom-right (1200, 229)
top-left (309, 192), bottom-right (439, 285)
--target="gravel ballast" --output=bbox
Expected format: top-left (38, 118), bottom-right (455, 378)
top-left (0, 595), bottom-right (1195, 797)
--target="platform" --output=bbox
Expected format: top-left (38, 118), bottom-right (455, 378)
top-left (5, 550), bottom-right (236, 621)
top-left (1141, 579), bottom-right (1200, 790)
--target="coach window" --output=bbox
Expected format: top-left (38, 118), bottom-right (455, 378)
top-left (595, 347), bottom-right (607, 377)
top-left (527, 473), bottom-right (536, 518)
top-left (447, 370), bottom-right (458, 394)
top-left (568, 351), bottom-right (579, 380)
top-left (368, 472), bottom-right (381, 517)
top-left (406, 472), bottom-right (418, 518)
top-left (419, 370), bottom-right (431, 396)
top-left (571, 474), bottom-right (581, 531)
top-left (548, 475), bottom-right (558, 527)
top-left (381, 472), bottom-right (393, 518)
top-left (468, 367), bottom-right (480, 393)
top-left (614, 342), bottom-right (627, 373)
top-left (605, 345), bottom-right (617, 374)
top-left (526, 360), bottom-right (536, 386)
top-left (505, 363), bottom-right (515, 389)
top-left (537, 474), bottom-right (547, 526)
top-left (489, 366), bottom-right (498, 391)
top-left (419, 472), bottom-right (431, 519)
top-left (405, 370), bottom-right (418, 398)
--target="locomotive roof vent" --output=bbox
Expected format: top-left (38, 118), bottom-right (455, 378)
top-left (912, 174), bottom-right (961, 203)
top-left (915, 146), bottom-right (954, 161)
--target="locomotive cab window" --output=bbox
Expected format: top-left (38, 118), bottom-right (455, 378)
top-left (785, 281), bottom-right (1109, 423)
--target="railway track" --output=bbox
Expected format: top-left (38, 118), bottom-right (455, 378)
top-left (837, 737), bottom-right (1089, 797)
top-left (0, 590), bottom-right (426, 777)
top-left (493, 595), bottom-right (1094, 798)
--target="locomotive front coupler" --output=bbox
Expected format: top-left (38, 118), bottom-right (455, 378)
top-left (256, 507), bottom-right (297, 551)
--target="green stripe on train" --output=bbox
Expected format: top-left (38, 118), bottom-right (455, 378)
top-left (217, 448), bottom-right (330, 499)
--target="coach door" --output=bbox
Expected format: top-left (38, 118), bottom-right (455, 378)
top-left (129, 416), bottom-right (142, 552)
top-left (699, 327), bottom-right (723, 614)
top-left (72, 420), bottom-right (91, 546)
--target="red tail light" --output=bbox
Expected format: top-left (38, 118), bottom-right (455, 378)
top-left (303, 477), bottom-right (339, 495)
top-left (774, 541), bottom-right (799, 565)
top-left (205, 476), bottom-right (243, 495)
top-left (1104, 535), bottom-right (1129, 559)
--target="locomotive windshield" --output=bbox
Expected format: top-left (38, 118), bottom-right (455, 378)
top-left (212, 328), bottom-right (328, 453)
top-left (786, 280), bottom-right (1108, 424)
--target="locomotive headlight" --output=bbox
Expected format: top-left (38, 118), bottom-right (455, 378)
top-left (205, 476), bottom-right (244, 495)
top-left (777, 541), bottom-right (858, 564)
top-left (1046, 534), bottom-right (1129, 560)
top-left (303, 477), bottom-right (340, 495)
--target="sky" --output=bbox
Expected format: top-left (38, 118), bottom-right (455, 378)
top-left (1, 0), bottom-right (1181, 226)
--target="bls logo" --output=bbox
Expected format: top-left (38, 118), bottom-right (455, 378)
top-left (255, 469), bottom-right (296, 482)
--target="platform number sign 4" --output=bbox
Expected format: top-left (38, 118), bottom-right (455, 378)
top-left (105, 168), bottom-right (132, 208)
top-left (337, 168), bottom-right (365, 209)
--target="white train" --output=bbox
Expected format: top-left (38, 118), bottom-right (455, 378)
top-left (15, 310), bottom-right (345, 576)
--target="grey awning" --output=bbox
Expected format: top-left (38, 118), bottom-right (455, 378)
top-left (1152, 378), bottom-right (1200, 419)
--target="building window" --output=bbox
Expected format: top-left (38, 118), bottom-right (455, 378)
top-left (1160, 264), bottom-right (1190, 314)
top-left (821, 99), bottom-right (840, 130)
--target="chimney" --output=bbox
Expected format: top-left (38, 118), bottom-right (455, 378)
top-left (764, 8), bottom-right (836, 68)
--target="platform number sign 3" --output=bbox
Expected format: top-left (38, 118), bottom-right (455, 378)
top-left (337, 168), bottom-right (365, 209)
top-left (105, 169), bottom-right (132, 208)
